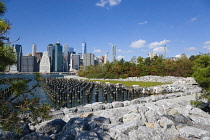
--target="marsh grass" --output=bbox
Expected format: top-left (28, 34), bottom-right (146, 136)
top-left (86, 80), bottom-right (171, 87)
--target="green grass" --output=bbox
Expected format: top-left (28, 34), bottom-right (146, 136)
top-left (86, 80), bottom-right (171, 87)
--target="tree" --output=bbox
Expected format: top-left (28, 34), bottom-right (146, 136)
top-left (193, 54), bottom-right (210, 93)
top-left (0, 1), bottom-right (16, 72)
top-left (0, 2), bottom-right (50, 135)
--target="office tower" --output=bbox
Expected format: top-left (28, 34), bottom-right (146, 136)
top-left (40, 52), bottom-right (50, 73)
top-left (104, 52), bottom-right (109, 64)
top-left (63, 44), bottom-right (69, 72)
top-left (148, 52), bottom-right (157, 59)
top-left (21, 56), bottom-right (37, 72)
top-left (72, 54), bottom-right (80, 70)
top-left (35, 52), bottom-right (43, 72)
top-left (10, 44), bottom-right (22, 72)
top-left (82, 42), bottom-right (87, 59)
top-left (47, 44), bottom-right (55, 72)
top-left (54, 41), bottom-right (63, 72)
top-left (69, 47), bottom-right (74, 53)
top-left (112, 45), bottom-right (116, 62)
top-left (83, 53), bottom-right (95, 67)
top-left (32, 43), bottom-right (36, 56)
top-left (98, 56), bottom-right (104, 63)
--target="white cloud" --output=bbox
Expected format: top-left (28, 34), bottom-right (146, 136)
top-left (153, 47), bottom-right (166, 53)
top-left (185, 47), bottom-right (196, 51)
top-left (191, 17), bottom-right (197, 22)
top-left (149, 40), bottom-right (170, 48)
top-left (93, 49), bottom-right (102, 53)
top-left (175, 54), bottom-right (181, 58)
top-left (130, 39), bottom-right (146, 48)
top-left (138, 21), bottom-right (148, 25)
top-left (140, 49), bottom-right (148, 52)
top-left (96, 0), bottom-right (121, 7)
top-left (127, 50), bottom-right (133, 53)
top-left (203, 45), bottom-right (210, 51)
top-left (117, 49), bottom-right (123, 52)
top-left (117, 55), bottom-right (124, 60)
top-left (204, 41), bottom-right (210, 45)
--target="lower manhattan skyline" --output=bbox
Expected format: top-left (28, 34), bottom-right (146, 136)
top-left (4, 0), bottom-right (210, 61)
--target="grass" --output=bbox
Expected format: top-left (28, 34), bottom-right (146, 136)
top-left (86, 80), bottom-right (171, 87)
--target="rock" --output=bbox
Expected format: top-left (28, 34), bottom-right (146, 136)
top-left (112, 102), bottom-right (124, 108)
top-left (123, 113), bottom-right (141, 122)
top-left (128, 126), bottom-right (168, 140)
top-left (168, 109), bottom-right (179, 115)
top-left (76, 107), bottom-right (93, 113)
top-left (58, 116), bottom-right (111, 140)
top-left (36, 119), bottom-right (66, 136)
top-left (20, 132), bottom-right (51, 140)
top-left (203, 137), bottom-right (210, 140)
top-left (75, 131), bottom-right (99, 140)
top-left (179, 126), bottom-right (210, 139)
top-left (80, 113), bottom-right (94, 118)
top-left (145, 123), bottom-right (155, 129)
top-left (0, 130), bottom-right (19, 140)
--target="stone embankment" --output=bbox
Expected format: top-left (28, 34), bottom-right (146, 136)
top-left (2, 76), bottom-right (210, 140)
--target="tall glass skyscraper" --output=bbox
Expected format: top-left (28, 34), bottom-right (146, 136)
top-left (112, 45), bottom-right (116, 62)
top-left (54, 41), bottom-right (63, 72)
top-left (11, 44), bottom-right (22, 72)
top-left (47, 44), bottom-right (54, 72)
top-left (82, 42), bottom-right (87, 59)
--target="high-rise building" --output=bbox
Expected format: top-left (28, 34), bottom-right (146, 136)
top-left (35, 52), bottom-right (43, 72)
top-left (10, 44), bottom-right (22, 72)
top-left (83, 53), bottom-right (95, 67)
top-left (32, 43), bottom-right (36, 56)
top-left (72, 54), bottom-right (80, 70)
top-left (40, 52), bottom-right (50, 73)
top-left (21, 56), bottom-right (37, 72)
top-left (104, 52), bottom-right (109, 64)
top-left (54, 41), bottom-right (63, 72)
top-left (47, 44), bottom-right (55, 72)
top-left (112, 45), bottom-right (116, 62)
top-left (82, 42), bottom-right (87, 59)
top-left (63, 44), bottom-right (69, 72)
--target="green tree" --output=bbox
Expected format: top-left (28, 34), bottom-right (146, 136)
top-left (0, 1), bottom-right (16, 72)
top-left (193, 54), bottom-right (210, 93)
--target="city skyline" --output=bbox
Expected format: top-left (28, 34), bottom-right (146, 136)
top-left (3, 0), bottom-right (210, 61)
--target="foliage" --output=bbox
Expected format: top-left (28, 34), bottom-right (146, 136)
top-left (0, 76), bottom-right (51, 134)
top-left (0, 1), bottom-right (16, 72)
top-left (193, 54), bottom-right (210, 93)
top-left (191, 54), bottom-right (210, 108)
top-left (78, 55), bottom-right (195, 79)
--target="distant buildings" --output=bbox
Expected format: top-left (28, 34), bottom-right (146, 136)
top-left (54, 41), bottom-right (63, 72)
top-left (10, 44), bottom-right (22, 72)
top-left (82, 42), bottom-right (87, 59)
top-left (40, 52), bottom-right (50, 73)
top-left (32, 43), bottom-right (36, 56)
top-left (83, 53), bottom-right (95, 67)
top-left (148, 52), bottom-right (157, 59)
top-left (112, 45), bottom-right (116, 62)
top-left (21, 56), bottom-right (37, 72)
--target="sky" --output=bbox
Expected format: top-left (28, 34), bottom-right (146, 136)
top-left (3, 0), bottom-right (210, 61)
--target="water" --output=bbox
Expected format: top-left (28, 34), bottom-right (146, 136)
top-left (0, 74), bottom-right (64, 108)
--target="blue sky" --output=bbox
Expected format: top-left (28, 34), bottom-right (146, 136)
top-left (3, 0), bottom-right (210, 61)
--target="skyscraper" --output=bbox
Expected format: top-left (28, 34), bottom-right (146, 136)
top-left (63, 44), bottom-right (69, 72)
top-left (10, 44), bottom-right (22, 72)
top-left (40, 52), bottom-right (50, 73)
top-left (21, 56), bottom-right (37, 72)
top-left (32, 43), bottom-right (36, 56)
top-left (82, 42), bottom-right (87, 59)
top-left (54, 41), bottom-right (63, 72)
top-left (83, 53), bottom-right (95, 67)
top-left (112, 45), bottom-right (116, 62)
top-left (47, 44), bottom-right (54, 72)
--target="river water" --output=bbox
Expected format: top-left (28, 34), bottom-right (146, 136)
top-left (0, 74), bottom-right (64, 108)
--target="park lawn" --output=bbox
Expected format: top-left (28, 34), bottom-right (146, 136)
top-left (87, 80), bottom-right (171, 87)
